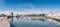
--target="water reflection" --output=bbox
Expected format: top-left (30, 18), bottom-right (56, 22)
top-left (47, 19), bottom-right (60, 25)
top-left (8, 17), bottom-right (60, 27)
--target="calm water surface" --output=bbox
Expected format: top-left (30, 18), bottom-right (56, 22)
top-left (8, 17), bottom-right (60, 27)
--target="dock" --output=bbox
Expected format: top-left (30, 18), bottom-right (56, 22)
top-left (0, 17), bottom-right (10, 27)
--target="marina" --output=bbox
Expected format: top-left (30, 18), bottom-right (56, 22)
top-left (0, 0), bottom-right (60, 27)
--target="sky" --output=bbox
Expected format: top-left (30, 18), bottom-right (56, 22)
top-left (0, 0), bottom-right (60, 15)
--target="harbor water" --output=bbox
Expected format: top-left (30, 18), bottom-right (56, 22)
top-left (8, 17), bottom-right (60, 27)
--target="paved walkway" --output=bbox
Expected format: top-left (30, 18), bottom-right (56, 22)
top-left (0, 17), bottom-right (10, 27)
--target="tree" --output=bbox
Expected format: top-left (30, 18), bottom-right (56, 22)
top-left (38, 14), bottom-right (45, 16)
top-left (1, 14), bottom-right (6, 17)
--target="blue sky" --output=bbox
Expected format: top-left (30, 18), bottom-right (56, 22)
top-left (0, 0), bottom-right (60, 15)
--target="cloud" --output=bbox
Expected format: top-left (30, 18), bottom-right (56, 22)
top-left (0, 3), bottom-right (50, 15)
top-left (0, 0), bottom-right (59, 15)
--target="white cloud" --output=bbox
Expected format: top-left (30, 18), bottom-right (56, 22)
top-left (0, 3), bottom-right (51, 15)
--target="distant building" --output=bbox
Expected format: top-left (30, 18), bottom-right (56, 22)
top-left (16, 14), bottom-right (20, 18)
top-left (46, 12), bottom-right (60, 19)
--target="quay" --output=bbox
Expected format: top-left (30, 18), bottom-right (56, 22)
top-left (0, 17), bottom-right (10, 27)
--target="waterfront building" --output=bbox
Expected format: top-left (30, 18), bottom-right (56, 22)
top-left (46, 12), bottom-right (60, 19)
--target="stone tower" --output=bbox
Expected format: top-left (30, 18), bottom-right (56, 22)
top-left (11, 12), bottom-right (13, 21)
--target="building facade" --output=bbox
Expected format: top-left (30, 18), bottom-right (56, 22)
top-left (46, 12), bottom-right (60, 19)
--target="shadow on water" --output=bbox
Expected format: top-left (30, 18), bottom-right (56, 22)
top-left (9, 22), bottom-right (15, 27)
